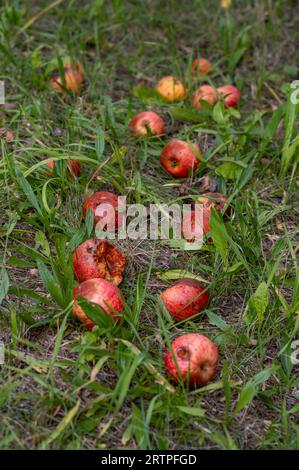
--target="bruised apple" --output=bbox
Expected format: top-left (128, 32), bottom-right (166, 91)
top-left (160, 278), bottom-right (209, 321)
top-left (47, 159), bottom-right (81, 177)
top-left (83, 192), bottom-right (125, 230)
top-left (130, 111), bottom-right (164, 137)
top-left (50, 61), bottom-right (84, 94)
top-left (217, 85), bottom-right (240, 107)
top-left (165, 333), bottom-right (218, 387)
top-left (155, 76), bottom-right (185, 102)
top-left (73, 239), bottom-right (126, 285)
top-left (160, 140), bottom-right (201, 178)
top-left (73, 278), bottom-right (125, 330)
top-left (192, 57), bottom-right (212, 76)
top-left (192, 84), bottom-right (218, 109)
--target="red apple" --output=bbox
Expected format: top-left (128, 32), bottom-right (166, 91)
top-left (130, 111), bottom-right (164, 137)
top-left (160, 278), bottom-right (209, 321)
top-left (160, 140), bottom-right (201, 178)
top-left (82, 191), bottom-right (125, 230)
top-left (155, 76), bottom-right (185, 102)
top-left (47, 159), bottom-right (81, 177)
top-left (181, 207), bottom-right (210, 240)
top-left (73, 239), bottom-right (126, 285)
top-left (192, 84), bottom-right (218, 109)
top-left (192, 57), bottom-right (212, 76)
top-left (196, 192), bottom-right (231, 233)
top-left (50, 61), bottom-right (84, 94)
top-left (165, 333), bottom-right (218, 387)
top-left (73, 278), bottom-right (125, 330)
top-left (217, 85), bottom-right (240, 107)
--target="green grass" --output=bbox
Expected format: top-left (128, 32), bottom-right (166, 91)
top-left (0, 0), bottom-right (299, 450)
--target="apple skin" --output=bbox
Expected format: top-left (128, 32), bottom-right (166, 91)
top-left (165, 333), bottom-right (218, 387)
top-left (160, 140), bottom-right (201, 178)
top-left (82, 191), bottom-right (125, 230)
top-left (50, 61), bottom-right (84, 94)
top-left (160, 278), bottom-right (209, 321)
top-left (192, 58), bottom-right (212, 76)
top-left (181, 207), bottom-right (210, 240)
top-left (155, 76), bottom-right (185, 102)
top-left (196, 192), bottom-right (230, 233)
top-left (47, 159), bottom-right (81, 177)
top-left (73, 239), bottom-right (126, 285)
top-left (130, 111), bottom-right (164, 137)
top-left (73, 278), bottom-right (125, 330)
top-left (192, 84), bottom-right (218, 109)
top-left (217, 85), bottom-right (240, 107)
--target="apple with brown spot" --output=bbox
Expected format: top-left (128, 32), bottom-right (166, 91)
top-left (160, 140), bottom-right (201, 178)
top-left (73, 239), bottom-right (125, 285)
top-left (83, 191), bottom-right (125, 230)
top-left (73, 278), bottom-right (125, 330)
top-left (165, 333), bottom-right (218, 387)
top-left (130, 111), bottom-right (164, 137)
top-left (192, 84), bottom-right (218, 109)
top-left (155, 76), bottom-right (185, 102)
top-left (160, 278), bottom-right (209, 321)
top-left (192, 57), bottom-right (212, 76)
top-left (217, 85), bottom-right (240, 107)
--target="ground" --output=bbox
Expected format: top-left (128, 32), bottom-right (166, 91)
top-left (0, 0), bottom-right (299, 450)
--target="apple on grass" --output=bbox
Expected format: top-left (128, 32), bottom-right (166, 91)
top-left (155, 76), bottom-right (185, 102)
top-left (83, 191), bottom-right (125, 230)
top-left (47, 159), bottom-right (80, 177)
top-left (50, 61), bottom-right (84, 94)
top-left (160, 278), bottom-right (209, 321)
top-left (217, 85), bottom-right (240, 107)
top-left (73, 239), bottom-right (126, 285)
top-left (192, 84), bottom-right (218, 109)
top-left (73, 278), bottom-right (125, 330)
top-left (130, 111), bottom-right (164, 137)
top-left (192, 57), bottom-right (212, 76)
top-left (165, 333), bottom-right (218, 387)
top-left (160, 140), bottom-right (201, 178)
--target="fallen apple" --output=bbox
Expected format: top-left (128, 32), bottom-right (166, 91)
top-left (50, 61), bottom-right (84, 94)
top-left (83, 191), bottom-right (125, 230)
top-left (130, 111), bottom-right (164, 137)
top-left (192, 84), bottom-right (218, 109)
top-left (217, 85), bottom-right (240, 107)
top-left (196, 192), bottom-right (230, 233)
top-left (73, 239), bottom-right (126, 285)
top-left (160, 278), bottom-right (209, 321)
top-left (192, 57), bottom-right (212, 76)
top-left (47, 159), bottom-right (81, 177)
top-left (73, 278), bottom-right (125, 330)
top-left (160, 140), bottom-right (201, 178)
top-left (155, 76), bottom-right (185, 102)
top-left (181, 207), bottom-right (210, 241)
top-left (165, 333), bottom-right (218, 387)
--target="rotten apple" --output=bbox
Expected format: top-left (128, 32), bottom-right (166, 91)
top-left (83, 191), bottom-right (125, 230)
top-left (73, 278), bottom-right (125, 330)
top-left (50, 61), bottom-right (84, 94)
top-left (192, 57), bottom-right (212, 76)
top-left (160, 140), bottom-right (201, 178)
top-left (165, 333), bottom-right (218, 387)
top-left (47, 159), bottom-right (81, 177)
top-left (130, 111), bottom-right (164, 137)
top-left (217, 85), bottom-right (240, 107)
top-left (160, 278), bottom-right (209, 321)
top-left (73, 239), bottom-right (126, 285)
top-left (155, 76), bottom-right (185, 102)
top-left (192, 84), bottom-right (218, 109)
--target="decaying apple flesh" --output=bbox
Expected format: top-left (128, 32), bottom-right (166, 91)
top-left (73, 239), bottom-right (126, 285)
